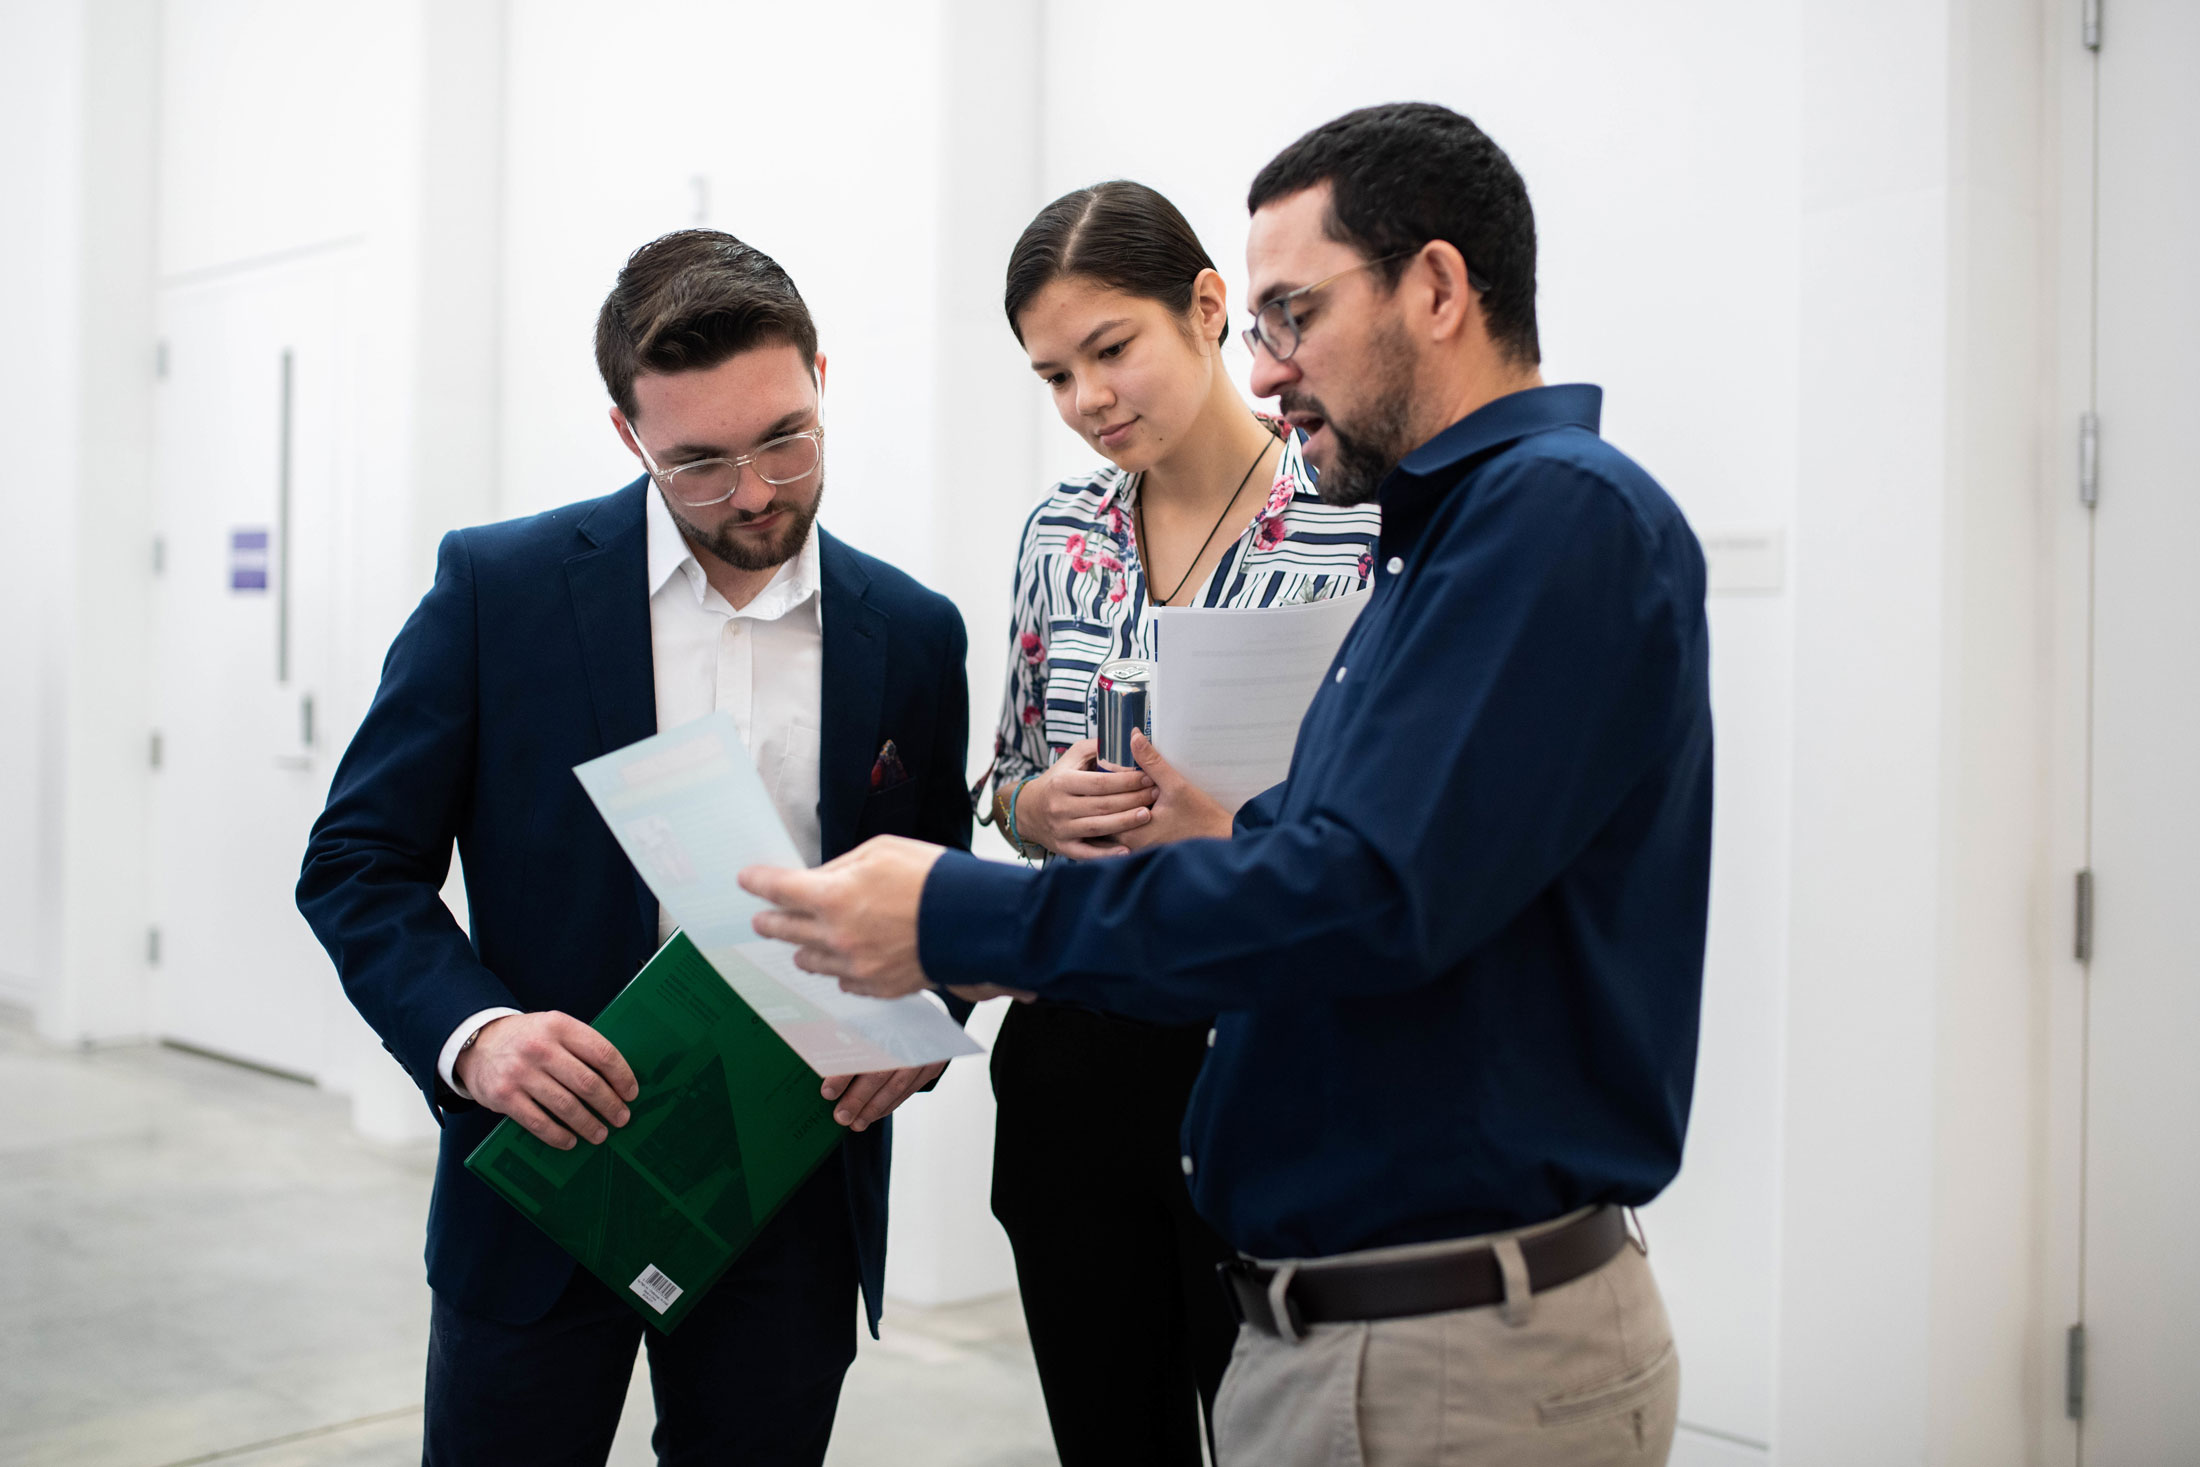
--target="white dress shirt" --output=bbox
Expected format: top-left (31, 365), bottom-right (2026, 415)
top-left (437, 488), bottom-right (826, 1095)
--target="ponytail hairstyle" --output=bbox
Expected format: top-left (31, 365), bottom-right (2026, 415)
top-left (1004, 180), bottom-right (1227, 348)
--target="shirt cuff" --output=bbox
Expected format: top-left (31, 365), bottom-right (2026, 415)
top-left (918, 849), bottom-right (1039, 990)
top-left (438, 1007), bottom-right (522, 1098)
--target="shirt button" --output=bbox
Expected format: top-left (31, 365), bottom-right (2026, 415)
top-left (1206, 1027), bottom-right (1217, 1048)
top-left (1334, 666), bottom-right (1347, 684)
top-left (1180, 1154), bottom-right (1195, 1175)
top-left (1386, 556), bottom-right (1404, 575)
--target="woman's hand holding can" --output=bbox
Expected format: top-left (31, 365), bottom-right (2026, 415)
top-left (1013, 739), bottom-right (1157, 860)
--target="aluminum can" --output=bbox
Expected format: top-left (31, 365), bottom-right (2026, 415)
top-left (1093, 658), bottom-right (1154, 770)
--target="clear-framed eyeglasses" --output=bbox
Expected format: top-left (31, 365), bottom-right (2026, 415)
top-left (630, 424), bottom-right (825, 508)
top-left (1241, 249), bottom-right (1492, 362)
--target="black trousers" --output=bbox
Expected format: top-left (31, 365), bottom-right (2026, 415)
top-left (990, 1000), bottom-right (1239, 1467)
top-left (422, 1160), bottom-right (858, 1466)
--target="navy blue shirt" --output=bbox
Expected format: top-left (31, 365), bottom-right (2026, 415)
top-left (921, 385), bottom-right (1712, 1260)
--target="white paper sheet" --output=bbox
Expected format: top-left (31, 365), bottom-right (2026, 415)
top-left (1149, 591), bottom-right (1370, 815)
top-left (573, 712), bottom-right (983, 1076)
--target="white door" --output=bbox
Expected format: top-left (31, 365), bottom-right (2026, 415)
top-left (2080, 0), bottom-right (2200, 1456)
top-left (149, 254), bottom-right (357, 1079)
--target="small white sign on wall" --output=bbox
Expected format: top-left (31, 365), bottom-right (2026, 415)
top-left (1701, 528), bottom-right (1786, 596)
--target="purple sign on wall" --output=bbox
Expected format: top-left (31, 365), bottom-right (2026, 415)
top-left (230, 529), bottom-right (269, 592)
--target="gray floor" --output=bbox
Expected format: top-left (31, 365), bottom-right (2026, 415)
top-left (0, 1008), bottom-right (1056, 1467)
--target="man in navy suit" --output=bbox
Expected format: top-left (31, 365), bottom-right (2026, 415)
top-left (297, 229), bottom-right (972, 1465)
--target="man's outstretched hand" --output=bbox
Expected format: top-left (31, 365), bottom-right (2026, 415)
top-left (741, 836), bottom-right (945, 998)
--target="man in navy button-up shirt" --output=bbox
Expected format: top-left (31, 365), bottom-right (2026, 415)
top-left (748, 103), bottom-right (1710, 1465)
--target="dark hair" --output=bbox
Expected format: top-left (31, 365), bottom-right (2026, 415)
top-left (595, 229), bottom-right (819, 421)
top-left (1004, 180), bottom-right (1227, 347)
top-left (1248, 102), bottom-right (1539, 364)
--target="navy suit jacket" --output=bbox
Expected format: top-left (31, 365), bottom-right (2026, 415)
top-left (298, 478), bottom-right (971, 1333)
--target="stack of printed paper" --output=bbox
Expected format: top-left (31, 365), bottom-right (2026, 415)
top-left (572, 711), bottom-right (982, 1076)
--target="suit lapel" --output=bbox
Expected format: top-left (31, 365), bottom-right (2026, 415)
top-left (817, 531), bottom-right (887, 862)
top-left (564, 480), bottom-right (658, 941)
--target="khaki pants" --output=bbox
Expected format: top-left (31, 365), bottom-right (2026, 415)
top-left (1213, 1215), bottom-right (1679, 1467)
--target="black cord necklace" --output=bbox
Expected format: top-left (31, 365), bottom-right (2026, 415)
top-left (1136, 429), bottom-right (1276, 607)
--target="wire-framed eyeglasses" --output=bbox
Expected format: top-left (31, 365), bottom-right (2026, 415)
top-left (631, 424), bottom-right (825, 508)
top-left (1242, 249), bottom-right (1493, 362)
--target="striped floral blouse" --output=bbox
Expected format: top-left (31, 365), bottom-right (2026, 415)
top-left (990, 423), bottom-right (1382, 800)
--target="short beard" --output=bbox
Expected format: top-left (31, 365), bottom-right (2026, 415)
top-left (667, 475), bottom-right (824, 572)
top-left (1287, 322), bottom-right (1420, 507)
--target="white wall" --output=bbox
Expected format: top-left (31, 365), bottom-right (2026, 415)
top-left (500, 0), bottom-right (947, 556)
top-left (54, 0), bottom-right (162, 1049)
top-left (0, 0), bottom-right (87, 1010)
top-left (0, 0), bottom-right (162, 1040)
top-left (1781, 0), bottom-right (1953, 1444)
top-left (1779, 3), bottom-right (2063, 1465)
top-left (1933, 1), bottom-right (2056, 1456)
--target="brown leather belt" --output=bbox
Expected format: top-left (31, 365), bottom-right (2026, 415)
top-left (1219, 1206), bottom-right (1629, 1337)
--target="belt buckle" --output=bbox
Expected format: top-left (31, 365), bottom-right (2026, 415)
top-left (1266, 1261), bottom-right (1306, 1344)
top-left (1217, 1259), bottom-right (1307, 1341)
top-left (1223, 1266), bottom-right (1302, 1346)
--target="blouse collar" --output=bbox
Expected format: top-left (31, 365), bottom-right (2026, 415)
top-left (1097, 418), bottom-right (1311, 528)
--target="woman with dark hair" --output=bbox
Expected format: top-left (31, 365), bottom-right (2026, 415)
top-left (982, 180), bottom-right (1378, 1466)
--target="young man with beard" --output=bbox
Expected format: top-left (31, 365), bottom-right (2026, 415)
top-left (741, 104), bottom-right (1714, 1466)
top-left (298, 229), bottom-right (971, 1465)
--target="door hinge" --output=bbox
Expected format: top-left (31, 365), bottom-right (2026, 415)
top-left (147, 925), bottom-right (161, 967)
top-left (154, 338), bottom-right (169, 380)
top-left (2082, 0), bottom-right (2102, 51)
top-left (2074, 868), bottom-right (2094, 962)
top-left (151, 535), bottom-right (165, 575)
top-left (149, 730), bottom-right (163, 771)
top-left (2066, 1322), bottom-right (2086, 1419)
top-left (2079, 411), bottom-right (2099, 508)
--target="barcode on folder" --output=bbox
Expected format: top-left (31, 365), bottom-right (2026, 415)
top-left (630, 1264), bottom-right (683, 1314)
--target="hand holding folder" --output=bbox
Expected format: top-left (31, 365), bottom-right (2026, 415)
top-left (465, 931), bottom-right (843, 1333)
top-left (454, 1011), bottom-right (639, 1149)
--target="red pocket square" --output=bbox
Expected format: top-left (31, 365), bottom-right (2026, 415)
top-left (870, 739), bottom-right (909, 791)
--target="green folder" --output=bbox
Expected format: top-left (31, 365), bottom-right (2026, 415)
top-left (464, 931), bottom-right (841, 1333)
